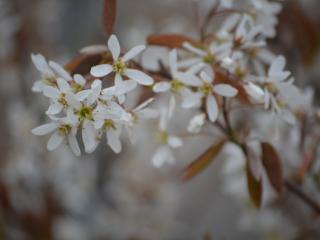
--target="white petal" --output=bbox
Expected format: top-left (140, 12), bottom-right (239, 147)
top-left (49, 61), bottom-right (72, 80)
top-left (108, 34), bottom-right (121, 60)
top-left (125, 69), bottom-right (154, 85)
top-left (123, 45), bottom-right (145, 62)
top-left (82, 121), bottom-right (98, 153)
top-left (187, 113), bottom-right (206, 133)
top-left (47, 131), bottom-right (64, 151)
top-left (87, 80), bottom-right (102, 105)
top-left (281, 109), bottom-right (296, 125)
top-left (115, 79), bottom-right (137, 95)
top-left (168, 136), bottom-right (183, 148)
top-left (135, 98), bottom-right (154, 111)
top-left (153, 82), bottom-right (171, 93)
top-left (213, 84), bottom-right (238, 97)
top-left (177, 72), bottom-right (202, 87)
top-left (186, 62), bottom-right (205, 75)
top-left (159, 109), bottom-right (168, 131)
top-left (183, 42), bottom-right (206, 56)
top-left (46, 102), bottom-right (63, 115)
top-left (43, 86), bottom-right (60, 100)
top-left (76, 89), bottom-right (91, 101)
top-left (68, 133), bottom-right (81, 156)
top-left (169, 49), bottom-right (178, 75)
top-left (57, 77), bottom-right (71, 92)
top-left (269, 56), bottom-right (286, 76)
top-left (181, 88), bottom-right (202, 109)
top-left (152, 146), bottom-right (174, 168)
top-left (200, 70), bottom-right (214, 83)
top-left (73, 74), bottom-right (86, 86)
top-left (178, 58), bottom-right (201, 68)
top-left (206, 95), bottom-right (218, 122)
top-left (80, 45), bottom-right (108, 54)
top-left (32, 81), bottom-right (45, 92)
top-left (32, 123), bottom-right (58, 135)
top-left (137, 109), bottom-right (159, 119)
top-left (31, 53), bottom-right (54, 75)
top-left (168, 95), bottom-right (176, 119)
top-left (107, 129), bottom-right (122, 153)
top-left (90, 64), bottom-right (113, 77)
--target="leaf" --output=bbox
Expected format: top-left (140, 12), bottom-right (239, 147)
top-left (261, 142), bottom-right (284, 195)
top-left (147, 34), bottom-right (197, 49)
top-left (102, 0), bottom-right (117, 36)
top-left (182, 140), bottom-right (225, 181)
top-left (246, 159), bottom-right (263, 208)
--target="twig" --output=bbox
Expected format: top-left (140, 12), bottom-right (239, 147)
top-left (284, 180), bottom-right (320, 214)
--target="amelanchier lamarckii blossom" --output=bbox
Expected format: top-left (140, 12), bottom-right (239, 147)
top-left (90, 34), bottom-right (154, 92)
top-left (152, 107), bottom-right (183, 168)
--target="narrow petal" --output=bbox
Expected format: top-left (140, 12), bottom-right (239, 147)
top-left (153, 82), bottom-right (171, 93)
top-left (213, 84), bottom-right (238, 97)
top-left (57, 78), bottom-right (71, 92)
top-left (32, 123), bottom-right (58, 135)
top-left (76, 89), bottom-right (91, 101)
top-left (73, 74), bottom-right (86, 86)
top-left (268, 56), bottom-right (286, 76)
top-left (168, 136), bottom-right (183, 148)
top-left (32, 81), bottom-right (45, 93)
top-left (206, 95), bottom-right (218, 122)
top-left (68, 133), bottom-right (81, 156)
top-left (187, 113), bottom-right (206, 133)
top-left (107, 129), bottom-right (122, 154)
top-left (177, 72), bottom-right (202, 87)
top-left (200, 70), bottom-right (214, 83)
top-left (31, 53), bottom-right (54, 75)
top-left (47, 131), bottom-right (64, 151)
top-left (152, 146), bottom-right (173, 168)
top-left (169, 49), bottom-right (178, 75)
top-left (49, 61), bottom-right (72, 80)
top-left (43, 86), bottom-right (60, 100)
top-left (46, 102), bottom-right (63, 115)
top-left (108, 34), bottom-right (121, 60)
top-left (137, 109), bottom-right (159, 119)
top-left (115, 79), bottom-right (137, 95)
top-left (125, 69), bottom-right (154, 85)
top-left (123, 45), bottom-right (145, 62)
top-left (90, 64), bottom-right (113, 77)
top-left (82, 121), bottom-right (98, 153)
top-left (183, 42), bottom-right (206, 56)
top-left (181, 88), bottom-right (202, 108)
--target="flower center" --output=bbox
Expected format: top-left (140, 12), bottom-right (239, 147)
top-left (113, 58), bottom-right (126, 74)
top-left (235, 67), bottom-right (246, 79)
top-left (156, 130), bottom-right (168, 144)
top-left (203, 53), bottom-right (215, 64)
top-left (170, 79), bottom-right (184, 93)
top-left (199, 83), bottom-right (212, 96)
top-left (78, 105), bottom-right (93, 120)
top-left (71, 83), bottom-right (83, 93)
top-left (58, 93), bottom-right (68, 108)
top-left (263, 82), bottom-right (278, 95)
top-left (58, 124), bottom-right (71, 135)
top-left (103, 119), bottom-right (116, 130)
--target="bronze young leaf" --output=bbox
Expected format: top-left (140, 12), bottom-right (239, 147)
top-left (261, 142), bottom-right (284, 195)
top-left (102, 0), bottom-right (117, 36)
top-left (182, 140), bottom-right (226, 181)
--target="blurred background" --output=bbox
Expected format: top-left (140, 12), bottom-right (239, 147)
top-left (0, 0), bottom-right (320, 239)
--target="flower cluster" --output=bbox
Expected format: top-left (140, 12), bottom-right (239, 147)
top-left (32, 35), bottom-right (157, 156)
top-left (31, 0), bottom-right (301, 168)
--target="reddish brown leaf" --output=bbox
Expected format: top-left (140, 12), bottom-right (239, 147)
top-left (182, 140), bottom-right (225, 181)
top-left (246, 159), bottom-right (263, 208)
top-left (261, 142), bottom-right (284, 195)
top-left (102, 0), bottom-right (117, 36)
top-left (147, 34), bottom-right (197, 49)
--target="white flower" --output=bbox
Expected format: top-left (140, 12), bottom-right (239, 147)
top-left (152, 108), bottom-right (182, 168)
top-left (32, 116), bottom-right (80, 156)
top-left (153, 49), bottom-right (203, 109)
top-left (188, 70), bottom-right (238, 122)
top-left (92, 101), bottom-right (125, 154)
top-left (43, 77), bottom-right (78, 115)
top-left (187, 113), bottom-right (206, 133)
top-left (234, 15), bottom-right (265, 49)
top-left (181, 41), bottom-right (232, 69)
top-left (31, 53), bottom-right (72, 92)
top-left (90, 34), bottom-right (153, 92)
